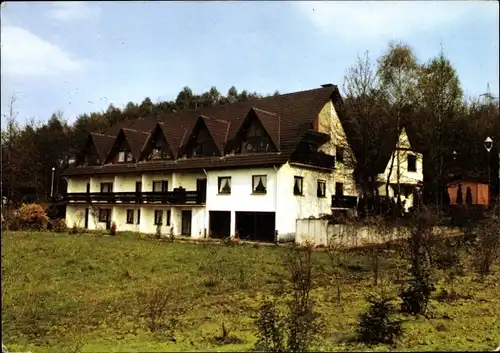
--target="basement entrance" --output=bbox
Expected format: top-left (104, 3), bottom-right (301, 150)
top-left (209, 211), bottom-right (231, 239)
top-left (235, 211), bottom-right (276, 242)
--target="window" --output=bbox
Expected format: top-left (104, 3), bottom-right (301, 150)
top-left (317, 180), bottom-right (326, 198)
top-left (336, 146), bottom-right (344, 163)
top-left (154, 210), bottom-right (163, 225)
top-left (126, 209), bottom-right (134, 224)
top-left (166, 210), bottom-right (171, 226)
top-left (252, 175), bottom-right (267, 194)
top-left (118, 151), bottom-right (133, 163)
top-left (245, 137), bottom-right (270, 153)
top-left (407, 154), bottom-right (417, 172)
top-left (137, 209), bottom-right (141, 224)
top-left (98, 209), bottom-right (109, 223)
top-left (135, 181), bottom-right (142, 193)
top-left (218, 177), bottom-right (231, 194)
top-left (153, 180), bottom-right (168, 192)
top-left (335, 182), bottom-right (344, 196)
top-left (293, 176), bottom-right (303, 195)
top-left (100, 182), bottom-right (113, 193)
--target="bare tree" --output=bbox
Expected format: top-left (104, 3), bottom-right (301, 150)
top-left (377, 42), bottom-right (419, 208)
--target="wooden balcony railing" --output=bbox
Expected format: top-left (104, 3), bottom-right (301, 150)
top-left (63, 188), bottom-right (205, 205)
top-left (331, 195), bottom-right (358, 209)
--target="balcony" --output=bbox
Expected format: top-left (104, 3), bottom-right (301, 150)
top-left (63, 188), bottom-right (205, 205)
top-left (331, 195), bottom-right (358, 209)
top-left (290, 151), bottom-right (335, 170)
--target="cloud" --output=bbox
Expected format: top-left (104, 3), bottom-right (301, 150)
top-left (46, 2), bottom-right (101, 23)
top-left (295, 1), bottom-right (492, 41)
top-left (1, 25), bottom-right (93, 77)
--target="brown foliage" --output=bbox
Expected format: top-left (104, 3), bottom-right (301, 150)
top-left (17, 203), bottom-right (49, 230)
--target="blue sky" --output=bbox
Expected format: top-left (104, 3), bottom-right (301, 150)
top-left (1, 1), bottom-right (498, 126)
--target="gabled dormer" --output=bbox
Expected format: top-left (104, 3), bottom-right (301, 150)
top-left (225, 107), bottom-right (279, 155)
top-left (105, 128), bottom-right (148, 164)
top-left (75, 132), bottom-right (114, 167)
top-left (140, 123), bottom-right (174, 161)
top-left (179, 116), bottom-right (222, 158)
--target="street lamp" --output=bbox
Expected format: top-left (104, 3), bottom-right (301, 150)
top-left (50, 166), bottom-right (56, 199)
top-left (485, 137), bottom-right (493, 207)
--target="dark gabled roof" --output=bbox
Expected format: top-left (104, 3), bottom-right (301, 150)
top-left (105, 128), bottom-right (149, 163)
top-left (250, 107), bottom-right (280, 150)
top-left (199, 115), bottom-right (231, 155)
top-left (89, 132), bottom-right (115, 163)
top-left (64, 85), bottom-right (342, 175)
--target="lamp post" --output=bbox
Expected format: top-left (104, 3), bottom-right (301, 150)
top-left (50, 166), bottom-right (56, 199)
top-left (484, 137), bottom-right (493, 207)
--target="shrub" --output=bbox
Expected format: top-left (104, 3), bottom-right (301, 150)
top-left (155, 224), bottom-right (162, 239)
top-left (69, 222), bottom-right (80, 235)
top-left (110, 222), bottom-right (117, 236)
top-left (399, 267), bottom-right (435, 316)
top-left (356, 295), bottom-right (402, 345)
top-left (472, 217), bottom-right (500, 277)
top-left (18, 203), bottom-right (49, 230)
top-left (255, 245), bottom-right (323, 352)
top-left (49, 219), bottom-right (67, 233)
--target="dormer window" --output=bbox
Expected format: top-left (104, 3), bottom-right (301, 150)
top-left (241, 121), bottom-right (271, 153)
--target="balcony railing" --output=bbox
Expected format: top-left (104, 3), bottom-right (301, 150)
top-left (63, 188), bottom-right (205, 205)
top-left (331, 195), bottom-right (358, 209)
top-left (290, 151), bottom-right (335, 170)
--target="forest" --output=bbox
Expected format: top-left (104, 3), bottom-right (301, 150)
top-left (1, 42), bottom-right (499, 208)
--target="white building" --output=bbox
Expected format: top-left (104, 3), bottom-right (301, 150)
top-left (61, 85), bottom-right (422, 241)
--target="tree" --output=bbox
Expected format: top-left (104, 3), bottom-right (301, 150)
top-left (377, 42), bottom-right (419, 208)
top-left (465, 186), bottom-right (473, 206)
top-left (415, 49), bottom-right (464, 206)
top-left (341, 51), bottom-right (389, 205)
top-left (456, 184), bottom-right (463, 205)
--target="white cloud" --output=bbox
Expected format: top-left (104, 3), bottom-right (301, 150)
top-left (46, 2), bottom-right (101, 23)
top-left (295, 1), bottom-right (493, 41)
top-left (1, 25), bottom-right (92, 77)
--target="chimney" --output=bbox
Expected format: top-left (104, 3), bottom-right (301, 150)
top-left (321, 83), bottom-right (334, 88)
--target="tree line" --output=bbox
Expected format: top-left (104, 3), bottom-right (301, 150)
top-left (1, 41), bottom-right (499, 208)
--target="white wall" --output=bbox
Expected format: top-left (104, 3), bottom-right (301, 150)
top-left (90, 176), bottom-right (114, 193)
top-left (173, 172), bottom-right (206, 190)
top-left (67, 177), bottom-right (89, 193)
top-left (141, 173), bottom-right (172, 192)
top-left (276, 163), bottom-right (334, 240)
top-left (112, 206), bottom-right (141, 232)
top-left (114, 174), bottom-right (141, 192)
top-left (376, 128), bottom-right (424, 186)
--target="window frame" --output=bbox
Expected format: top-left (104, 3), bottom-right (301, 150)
top-left (407, 154), bottom-right (417, 172)
top-left (152, 180), bottom-right (168, 192)
top-left (293, 176), bottom-right (304, 196)
top-left (154, 210), bottom-right (163, 225)
top-left (336, 146), bottom-right (345, 163)
top-left (100, 182), bottom-right (113, 193)
top-left (252, 175), bottom-right (267, 194)
top-left (166, 210), bottom-right (171, 226)
top-left (335, 182), bottom-right (344, 197)
top-left (218, 176), bottom-right (232, 194)
top-left (126, 209), bottom-right (134, 224)
top-left (317, 180), bottom-right (326, 198)
top-left (98, 209), bottom-right (109, 223)
top-left (136, 209), bottom-right (141, 224)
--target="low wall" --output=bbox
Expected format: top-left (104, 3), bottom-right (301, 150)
top-left (295, 218), bottom-right (462, 248)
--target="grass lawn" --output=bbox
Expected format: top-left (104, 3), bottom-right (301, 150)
top-left (2, 231), bottom-right (500, 352)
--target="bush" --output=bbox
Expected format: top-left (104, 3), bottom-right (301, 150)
top-left (110, 222), bottom-right (117, 236)
top-left (18, 203), bottom-right (49, 230)
top-left (472, 217), bottom-right (500, 277)
top-left (48, 219), bottom-right (67, 233)
top-left (399, 268), bottom-right (435, 316)
top-left (356, 295), bottom-right (402, 345)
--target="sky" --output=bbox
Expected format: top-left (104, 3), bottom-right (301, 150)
top-left (1, 1), bottom-right (499, 126)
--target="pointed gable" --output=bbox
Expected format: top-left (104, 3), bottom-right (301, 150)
top-left (200, 115), bottom-right (230, 155)
top-left (139, 123), bottom-right (174, 161)
top-left (105, 128), bottom-right (149, 164)
top-left (179, 116), bottom-right (222, 157)
top-left (225, 107), bottom-right (279, 154)
top-left (75, 132), bottom-right (114, 166)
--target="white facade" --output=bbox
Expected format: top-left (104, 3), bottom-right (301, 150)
top-left (376, 128), bottom-right (424, 211)
top-left (64, 162), bottom-right (347, 241)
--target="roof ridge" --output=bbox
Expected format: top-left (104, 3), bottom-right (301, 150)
top-left (252, 106), bottom-right (277, 116)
